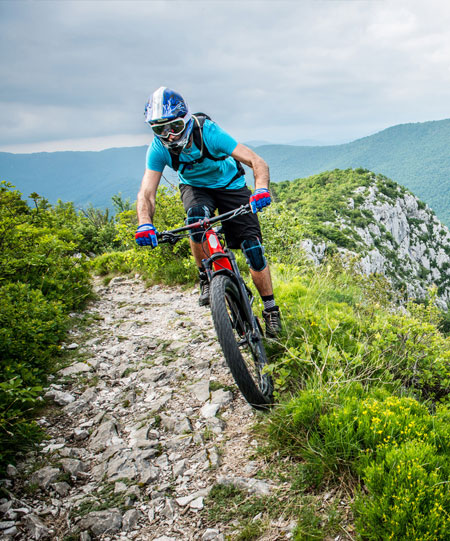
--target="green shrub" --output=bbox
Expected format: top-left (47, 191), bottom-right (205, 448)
top-left (0, 184), bottom-right (92, 310)
top-left (0, 283), bottom-right (67, 383)
top-left (369, 310), bottom-right (450, 402)
top-left (355, 440), bottom-right (450, 540)
top-left (0, 183), bottom-right (92, 472)
top-left (264, 262), bottom-right (450, 402)
top-left (0, 284), bottom-right (67, 471)
top-left (266, 383), bottom-right (450, 539)
top-left (258, 202), bottom-right (306, 265)
top-left (0, 378), bottom-right (45, 468)
top-left (91, 245), bottom-right (197, 286)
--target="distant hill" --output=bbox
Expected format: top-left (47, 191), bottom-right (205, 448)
top-left (0, 146), bottom-right (149, 208)
top-left (256, 119), bottom-right (450, 226)
top-left (1, 118), bottom-right (449, 226)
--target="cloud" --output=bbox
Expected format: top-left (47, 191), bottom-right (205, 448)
top-left (1, 0), bottom-right (450, 151)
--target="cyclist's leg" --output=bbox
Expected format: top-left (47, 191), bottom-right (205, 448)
top-left (179, 185), bottom-right (217, 305)
top-left (212, 186), bottom-right (281, 336)
top-left (212, 187), bottom-right (274, 293)
top-left (179, 185), bottom-right (216, 266)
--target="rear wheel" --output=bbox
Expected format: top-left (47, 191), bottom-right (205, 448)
top-left (210, 274), bottom-right (273, 409)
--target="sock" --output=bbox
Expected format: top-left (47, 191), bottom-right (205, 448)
top-left (261, 294), bottom-right (276, 311)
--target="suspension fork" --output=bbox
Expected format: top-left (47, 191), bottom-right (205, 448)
top-left (225, 252), bottom-right (261, 340)
top-left (201, 229), bottom-right (259, 339)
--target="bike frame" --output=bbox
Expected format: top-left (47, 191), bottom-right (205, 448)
top-left (158, 205), bottom-right (262, 343)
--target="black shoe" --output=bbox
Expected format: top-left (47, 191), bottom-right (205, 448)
top-left (199, 273), bottom-right (210, 307)
top-left (262, 306), bottom-right (281, 338)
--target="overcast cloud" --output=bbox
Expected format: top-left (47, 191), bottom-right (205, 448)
top-left (1, 0), bottom-right (450, 152)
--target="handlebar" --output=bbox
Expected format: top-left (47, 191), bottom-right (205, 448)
top-left (157, 204), bottom-right (251, 245)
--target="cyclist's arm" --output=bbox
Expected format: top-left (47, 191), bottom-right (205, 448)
top-left (231, 143), bottom-right (270, 190)
top-left (137, 169), bottom-right (162, 225)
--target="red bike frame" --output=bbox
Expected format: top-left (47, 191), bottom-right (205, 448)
top-left (204, 227), bottom-right (232, 272)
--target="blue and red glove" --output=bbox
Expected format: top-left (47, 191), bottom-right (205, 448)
top-left (249, 189), bottom-right (271, 213)
top-left (135, 223), bottom-right (158, 247)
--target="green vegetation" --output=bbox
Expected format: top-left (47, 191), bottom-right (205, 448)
top-left (259, 263), bottom-right (450, 539)
top-left (91, 186), bottom-right (197, 285)
top-left (0, 182), bottom-right (93, 469)
top-left (270, 168), bottom-right (378, 257)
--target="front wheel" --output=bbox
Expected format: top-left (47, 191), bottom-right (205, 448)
top-left (210, 274), bottom-right (273, 410)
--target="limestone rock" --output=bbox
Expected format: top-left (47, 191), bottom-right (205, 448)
top-left (60, 458), bottom-right (87, 478)
top-left (22, 514), bottom-right (51, 539)
top-left (76, 508), bottom-right (122, 536)
top-left (202, 529), bottom-right (224, 541)
top-left (122, 508), bottom-right (140, 531)
top-left (44, 389), bottom-right (75, 406)
top-left (189, 380), bottom-right (210, 402)
top-left (301, 178), bottom-right (450, 308)
top-left (217, 476), bottom-right (273, 496)
top-left (58, 362), bottom-right (93, 377)
top-left (30, 467), bottom-right (60, 490)
top-left (89, 420), bottom-right (122, 452)
top-left (200, 402), bottom-right (220, 419)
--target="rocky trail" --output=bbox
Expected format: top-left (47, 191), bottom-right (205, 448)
top-left (0, 276), bottom-right (296, 540)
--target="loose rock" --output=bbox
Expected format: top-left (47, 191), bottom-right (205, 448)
top-left (4, 280), bottom-right (290, 540)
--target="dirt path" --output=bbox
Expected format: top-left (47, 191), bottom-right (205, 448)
top-left (0, 276), bottom-right (293, 540)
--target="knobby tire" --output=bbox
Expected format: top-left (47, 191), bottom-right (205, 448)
top-left (209, 274), bottom-right (273, 410)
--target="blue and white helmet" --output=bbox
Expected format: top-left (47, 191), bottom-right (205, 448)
top-left (144, 87), bottom-right (194, 153)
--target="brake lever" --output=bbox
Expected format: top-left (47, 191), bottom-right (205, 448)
top-left (159, 233), bottom-right (179, 245)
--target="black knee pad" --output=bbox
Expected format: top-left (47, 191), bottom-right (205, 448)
top-left (186, 205), bottom-right (211, 243)
top-left (241, 238), bottom-right (267, 272)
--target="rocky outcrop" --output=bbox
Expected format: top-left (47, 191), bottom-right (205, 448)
top-left (301, 177), bottom-right (450, 308)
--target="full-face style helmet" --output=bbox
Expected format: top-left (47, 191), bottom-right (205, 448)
top-left (144, 87), bottom-right (194, 154)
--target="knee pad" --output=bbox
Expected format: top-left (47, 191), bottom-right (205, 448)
top-left (241, 239), bottom-right (267, 272)
top-left (186, 205), bottom-right (211, 243)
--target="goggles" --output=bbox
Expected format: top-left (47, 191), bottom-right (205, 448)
top-left (150, 118), bottom-right (186, 138)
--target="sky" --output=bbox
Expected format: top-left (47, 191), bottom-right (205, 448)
top-left (1, 0), bottom-right (450, 153)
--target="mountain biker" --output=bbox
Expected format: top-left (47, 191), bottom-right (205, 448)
top-left (135, 86), bottom-right (281, 337)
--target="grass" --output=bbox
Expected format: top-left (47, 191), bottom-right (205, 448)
top-left (209, 380), bottom-right (235, 394)
top-left (203, 480), bottom-right (344, 540)
top-left (69, 481), bottom-right (132, 518)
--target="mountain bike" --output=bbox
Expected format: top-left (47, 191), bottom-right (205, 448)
top-left (157, 204), bottom-right (274, 410)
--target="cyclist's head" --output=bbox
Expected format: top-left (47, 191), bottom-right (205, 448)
top-left (144, 87), bottom-right (193, 154)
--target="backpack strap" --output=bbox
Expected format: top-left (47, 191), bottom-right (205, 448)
top-left (169, 114), bottom-right (245, 186)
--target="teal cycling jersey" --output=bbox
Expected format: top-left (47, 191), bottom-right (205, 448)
top-left (146, 118), bottom-right (245, 190)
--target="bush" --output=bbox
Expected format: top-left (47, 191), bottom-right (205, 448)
top-left (91, 245), bottom-right (197, 286)
top-left (1, 184), bottom-right (92, 310)
top-left (264, 262), bottom-right (450, 403)
top-left (265, 370), bottom-right (450, 536)
top-left (91, 186), bottom-right (197, 285)
top-left (0, 378), bottom-right (45, 467)
top-left (266, 385), bottom-right (450, 537)
top-left (258, 202), bottom-right (306, 265)
top-left (0, 283), bottom-right (67, 384)
top-left (355, 440), bottom-right (450, 540)
top-left (0, 183), bottom-right (92, 472)
top-left (369, 312), bottom-right (450, 401)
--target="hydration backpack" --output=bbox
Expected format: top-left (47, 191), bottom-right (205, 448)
top-left (168, 113), bottom-right (245, 187)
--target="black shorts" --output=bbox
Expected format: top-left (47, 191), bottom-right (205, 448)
top-left (179, 184), bottom-right (263, 249)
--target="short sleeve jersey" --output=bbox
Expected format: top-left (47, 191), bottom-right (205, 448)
top-left (146, 119), bottom-right (245, 190)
